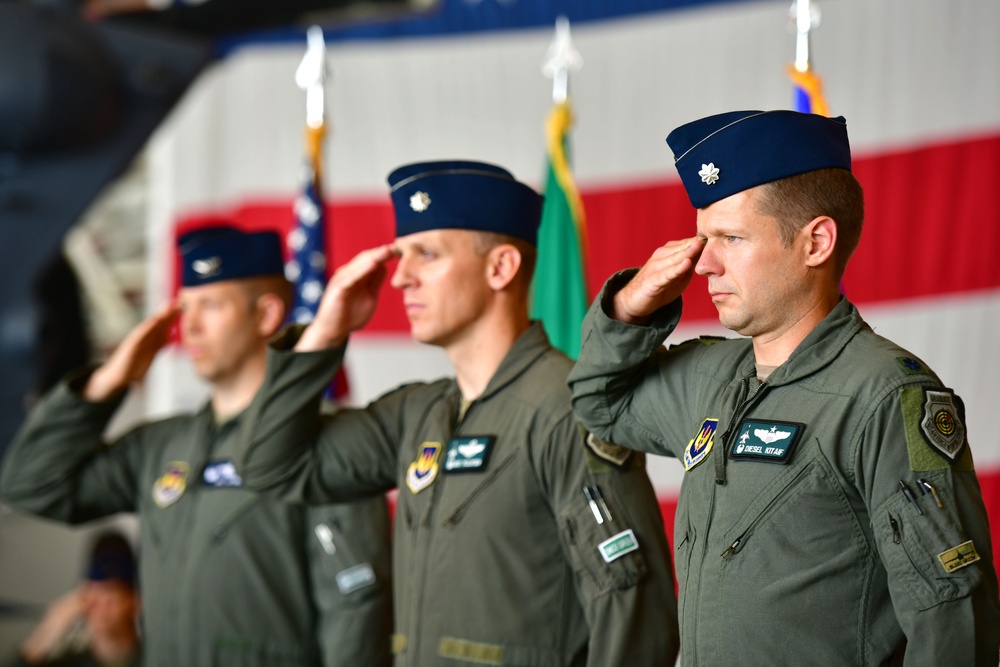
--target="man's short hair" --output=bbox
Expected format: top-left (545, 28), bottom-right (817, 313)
top-left (754, 168), bottom-right (864, 277)
top-left (470, 231), bottom-right (538, 288)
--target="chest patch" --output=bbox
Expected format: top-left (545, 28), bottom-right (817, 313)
top-left (202, 459), bottom-right (243, 488)
top-left (684, 418), bottom-right (717, 471)
top-left (444, 435), bottom-right (494, 473)
top-left (729, 419), bottom-right (805, 464)
top-left (406, 442), bottom-right (442, 494)
top-left (152, 461), bottom-right (190, 508)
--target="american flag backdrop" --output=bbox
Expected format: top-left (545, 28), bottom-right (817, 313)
top-left (144, 0), bottom-right (1000, 573)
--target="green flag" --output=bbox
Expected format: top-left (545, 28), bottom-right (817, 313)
top-left (531, 101), bottom-right (588, 359)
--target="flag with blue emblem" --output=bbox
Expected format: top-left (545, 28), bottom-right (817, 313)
top-left (284, 27), bottom-right (349, 400)
top-left (787, 0), bottom-right (829, 116)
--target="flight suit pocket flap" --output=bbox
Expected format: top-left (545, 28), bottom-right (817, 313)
top-left (874, 486), bottom-right (983, 611)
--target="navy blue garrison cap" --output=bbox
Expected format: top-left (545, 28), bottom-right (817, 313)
top-left (178, 225), bottom-right (285, 287)
top-left (666, 110), bottom-right (852, 209)
top-left (387, 160), bottom-right (543, 245)
top-left (87, 532), bottom-right (136, 587)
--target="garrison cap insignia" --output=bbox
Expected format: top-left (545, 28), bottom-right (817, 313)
top-left (152, 461), bottom-right (189, 508)
top-left (698, 163), bottom-right (720, 185)
top-left (409, 191), bottom-right (431, 212)
top-left (684, 418), bottom-right (717, 471)
top-left (192, 257), bottom-right (222, 278)
top-left (920, 389), bottom-right (966, 460)
top-left (406, 442), bottom-right (442, 494)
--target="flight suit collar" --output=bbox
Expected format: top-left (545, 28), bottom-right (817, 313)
top-left (472, 322), bottom-right (552, 402)
top-left (759, 297), bottom-right (866, 387)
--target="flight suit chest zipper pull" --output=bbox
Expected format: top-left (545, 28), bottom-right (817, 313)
top-left (442, 452), bottom-right (517, 528)
top-left (889, 515), bottom-right (901, 544)
top-left (716, 375), bottom-right (766, 485)
top-left (720, 536), bottom-right (743, 560)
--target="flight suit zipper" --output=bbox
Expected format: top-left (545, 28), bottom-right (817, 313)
top-left (718, 460), bottom-right (814, 560)
top-left (441, 452), bottom-right (517, 527)
top-left (715, 374), bottom-right (768, 486)
top-left (408, 389), bottom-right (466, 666)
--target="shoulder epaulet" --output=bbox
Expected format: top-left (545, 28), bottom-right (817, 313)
top-left (669, 335), bottom-right (728, 351)
top-left (894, 356), bottom-right (931, 377)
top-left (577, 424), bottom-right (636, 472)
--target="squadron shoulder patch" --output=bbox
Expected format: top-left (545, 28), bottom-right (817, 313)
top-left (919, 389), bottom-right (966, 460)
top-left (901, 386), bottom-right (973, 471)
top-left (684, 419), bottom-right (717, 471)
top-left (152, 461), bottom-right (189, 508)
top-left (406, 443), bottom-right (442, 494)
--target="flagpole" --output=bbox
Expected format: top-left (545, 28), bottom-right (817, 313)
top-left (296, 25), bottom-right (328, 178)
top-left (533, 17), bottom-right (589, 359)
top-left (786, 0), bottom-right (829, 116)
top-left (792, 0), bottom-right (814, 74)
top-left (542, 15), bottom-right (581, 105)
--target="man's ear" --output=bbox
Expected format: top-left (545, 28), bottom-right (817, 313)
top-left (803, 215), bottom-right (838, 268)
top-left (485, 244), bottom-right (522, 291)
top-left (255, 293), bottom-right (287, 338)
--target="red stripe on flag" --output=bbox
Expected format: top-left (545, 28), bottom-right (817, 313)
top-left (176, 132), bottom-right (1000, 330)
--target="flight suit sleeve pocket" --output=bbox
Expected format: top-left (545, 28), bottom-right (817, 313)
top-left (873, 489), bottom-right (983, 611)
top-left (559, 487), bottom-right (648, 598)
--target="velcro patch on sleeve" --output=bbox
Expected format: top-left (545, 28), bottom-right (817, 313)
top-left (598, 529), bottom-right (639, 563)
top-left (585, 433), bottom-right (634, 468)
top-left (938, 540), bottom-right (981, 574)
top-left (901, 387), bottom-right (974, 472)
top-left (336, 563), bottom-right (376, 594)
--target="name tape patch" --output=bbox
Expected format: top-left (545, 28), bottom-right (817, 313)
top-left (336, 563), bottom-right (377, 594)
top-left (202, 459), bottom-right (243, 488)
top-left (444, 435), bottom-right (494, 473)
top-left (729, 419), bottom-right (805, 464)
top-left (598, 529), bottom-right (639, 563)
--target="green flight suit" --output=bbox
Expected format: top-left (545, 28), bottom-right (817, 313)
top-left (234, 323), bottom-right (679, 666)
top-left (568, 271), bottom-right (1000, 665)
top-left (0, 372), bottom-right (393, 667)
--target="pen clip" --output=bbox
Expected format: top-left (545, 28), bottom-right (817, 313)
top-left (917, 478), bottom-right (944, 509)
top-left (583, 486), bottom-right (604, 524)
top-left (592, 485), bottom-right (613, 523)
top-left (898, 480), bottom-right (923, 516)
